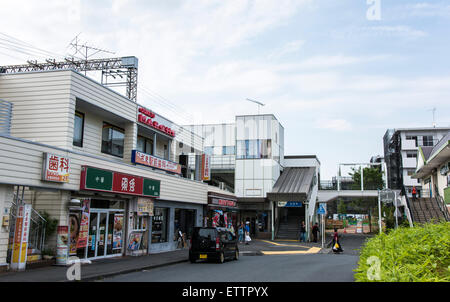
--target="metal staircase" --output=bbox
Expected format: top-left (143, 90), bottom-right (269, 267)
top-left (276, 216), bottom-right (302, 240)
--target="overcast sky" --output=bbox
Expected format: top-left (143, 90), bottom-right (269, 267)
top-left (1, 0), bottom-right (450, 179)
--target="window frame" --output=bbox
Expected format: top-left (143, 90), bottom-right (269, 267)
top-left (73, 111), bottom-right (85, 148)
top-left (101, 122), bottom-right (125, 158)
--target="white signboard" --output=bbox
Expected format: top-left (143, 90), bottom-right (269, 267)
top-left (42, 153), bottom-right (70, 183)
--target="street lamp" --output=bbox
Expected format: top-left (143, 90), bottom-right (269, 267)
top-left (246, 98), bottom-right (265, 115)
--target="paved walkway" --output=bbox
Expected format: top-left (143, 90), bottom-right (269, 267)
top-left (0, 233), bottom-right (370, 282)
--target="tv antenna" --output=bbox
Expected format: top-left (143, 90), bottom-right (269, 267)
top-left (428, 107), bottom-right (437, 128)
top-left (246, 98), bottom-right (265, 115)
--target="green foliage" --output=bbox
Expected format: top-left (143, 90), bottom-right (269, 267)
top-left (40, 211), bottom-right (59, 239)
top-left (354, 222), bottom-right (450, 282)
top-left (337, 200), bottom-right (347, 214)
top-left (350, 166), bottom-right (384, 190)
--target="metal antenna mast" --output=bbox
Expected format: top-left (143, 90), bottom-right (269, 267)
top-left (0, 35), bottom-right (139, 101)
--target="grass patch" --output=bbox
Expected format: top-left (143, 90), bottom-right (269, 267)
top-left (354, 221), bottom-right (450, 282)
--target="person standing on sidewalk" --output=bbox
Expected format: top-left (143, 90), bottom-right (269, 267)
top-left (238, 222), bottom-right (244, 243)
top-left (245, 222), bottom-right (251, 245)
top-left (312, 223), bottom-right (320, 243)
top-left (329, 228), bottom-right (343, 253)
top-left (299, 221), bottom-right (306, 242)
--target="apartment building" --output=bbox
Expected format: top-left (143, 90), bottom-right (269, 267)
top-left (383, 127), bottom-right (450, 197)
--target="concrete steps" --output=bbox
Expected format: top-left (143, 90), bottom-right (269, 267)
top-left (409, 198), bottom-right (447, 224)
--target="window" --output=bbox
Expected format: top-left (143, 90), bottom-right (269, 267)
top-left (73, 111), bottom-right (84, 147)
top-left (204, 147), bottom-right (214, 155)
top-left (422, 136), bottom-right (434, 147)
top-left (152, 207), bottom-right (168, 243)
top-left (137, 136), bottom-right (154, 155)
top-left (406, 153), bottom-right (417, 158)
top-left (222, 146), bottom-right (235, 155)
top-left (236, 140), bottom-right (272, 159)
top-left (101, 123), bottom-right (125, 158)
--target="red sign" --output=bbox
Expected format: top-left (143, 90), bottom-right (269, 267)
top-left (42, 153), bottom-right (70, 183)
top-left (113, 172), bottom-right (144, 195)
top-left (209, 198), bottom-right (237, 208)
top-left (138, 106), bottom-right (176, 137)
top-left (202, 154), bottom-right (211, 181)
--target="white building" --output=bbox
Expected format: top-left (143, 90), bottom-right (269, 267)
top-left (384, 127), bottom-right (450, 197)
top-left (0, 69), bottom-right (233, 270)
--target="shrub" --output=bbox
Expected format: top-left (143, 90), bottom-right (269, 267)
top-left (354, 222), bottom-right (450, 282)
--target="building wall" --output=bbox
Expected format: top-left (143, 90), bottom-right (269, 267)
top-left (0, 71), bottom-right (74, 149)
top-left (0, 184), bottom-right (14, 267)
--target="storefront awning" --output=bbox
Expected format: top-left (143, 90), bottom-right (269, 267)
top-left (267, 167), bottom-right (315, 202)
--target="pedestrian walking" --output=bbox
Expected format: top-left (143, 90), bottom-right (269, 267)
top-left (238, 223), bottom-right (244, 243)
top-left (312, 223), bottom-right (320, 243)
top-left (412, 186), bottom-right (417, 201)
top-left (245, 222), bottom-right (251, 245)
top-left (299, 221), bottom-right (306, 242)
top-left (328, 228), bottom-right (343, 253)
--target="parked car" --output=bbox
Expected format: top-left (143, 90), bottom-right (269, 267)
top-left (189, 227), bottom-right (239, 264)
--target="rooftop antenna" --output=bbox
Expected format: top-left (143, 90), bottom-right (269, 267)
top-left (428, 107), bottom-right (437, 128)
top-left (68, 34), bottom-right (115, 75)
top-left (246, 98), bottom-right (265, 115)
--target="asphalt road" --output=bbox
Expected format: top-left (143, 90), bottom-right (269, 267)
top-left (102, 253), bottom-right (358, 282)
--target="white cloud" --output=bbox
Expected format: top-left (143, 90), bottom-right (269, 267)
top-left (315, 118), bottom-right (353, 131)
top-left (268, 40), bottom-right (305, 60)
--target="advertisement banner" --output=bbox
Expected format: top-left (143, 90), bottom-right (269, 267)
top-left (132, 150), bottom-right (182, 175)
top-left (137, 198), bottom-right (154, 216)
top-left (69, 213), bottom-right (80, 256)
top-left (202, 154), bottom-right (211, 181)
top-left (76, 198), bottom-right (91, 249)
top-left (42, 153), bottom-right (70, 183)
top-left (11, 204), bottom-right (31, 270)
top-left (128, 232), bottom-right (143, 251)
top-left (56, 226), bottom-right (69, 265)
top-left (113, 214), bottom-right (124, 250)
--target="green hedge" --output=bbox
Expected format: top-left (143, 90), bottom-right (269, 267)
top-left (354, 222), bottom-right (450, 282)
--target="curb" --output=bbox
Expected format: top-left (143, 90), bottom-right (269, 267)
top-left (74, 259), bottom-right (189, 282)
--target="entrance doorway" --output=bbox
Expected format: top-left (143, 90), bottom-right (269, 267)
top-left (87, 209), bottom-right (124, 259)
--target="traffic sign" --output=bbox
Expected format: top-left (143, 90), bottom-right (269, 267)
top-left (318, 204), bottom-right (326, 215)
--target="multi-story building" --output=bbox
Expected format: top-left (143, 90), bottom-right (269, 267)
top-left (0, 69), bottom-right (234, 270)
top-left (187, 115), bottom-right (320, 239)
top-left (383, 127), bottom-right (450, 197)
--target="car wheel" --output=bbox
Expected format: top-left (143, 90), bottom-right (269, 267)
top-left (218, 252), bottom-right (225, 264)
top-left (234, 249), bottom-right (239, 261)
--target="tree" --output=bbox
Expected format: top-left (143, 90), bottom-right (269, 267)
top-left (349, 166), bottom-right (384, 190)
top-left (337, 200), bottom-right (347, 214)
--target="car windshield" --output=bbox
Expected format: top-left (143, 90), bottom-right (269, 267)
top-left (194, 228), bottom-right (216, 240)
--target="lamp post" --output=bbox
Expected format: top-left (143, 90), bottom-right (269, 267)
top-left (246, 98), bottom-right (265, 115)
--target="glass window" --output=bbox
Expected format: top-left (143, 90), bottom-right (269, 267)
top-left (260, 139), bottom-right (272, 159)
top-left (73, 111), bottom-right (84, 147)
top-left (222, 146), bottom-right (235, 155)
top-left (236, 140), bottom-right (272, 159)
top-left (152, 208), bottom-right (168, 243)
top-left (422, 136), bottom-right (433, 147)
top-left (204, 147), bottom-right (214, 155)
top-left (407, 153), bottom-right (417, 158)
top-left (101, 123), bottom-right (125, 158)
top-left (137, 136), bottom-right (154, 155)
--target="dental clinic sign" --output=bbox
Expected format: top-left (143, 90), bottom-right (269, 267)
top-left (42, 153), bottom-right (70, 183)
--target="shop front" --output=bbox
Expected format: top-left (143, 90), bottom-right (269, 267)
top-left (205, 192), bottom-right (238, 232)
top-left (68, 166), bottom-right (160, 260)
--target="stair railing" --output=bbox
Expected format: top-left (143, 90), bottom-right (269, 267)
top-left (401, 186), bottom-right (415, 227)
top-left (433, 185), bottom-right (450, 222)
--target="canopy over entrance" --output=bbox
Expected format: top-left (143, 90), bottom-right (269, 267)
top-left (267, 167), bottom-right (315, 202)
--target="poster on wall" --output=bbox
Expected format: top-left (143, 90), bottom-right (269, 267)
top-left (11, 204), bottom-right (31, 270)
top-left (113, 214), bottom-right (124, 250)
top-left (56, 226), bottom-right (69, 265)
top-left (128, 232), bottom-right (143, 251)
top-left (76, 198), bottom-right (91, 249)
top-left (69, 213), bottom-right (80, 256)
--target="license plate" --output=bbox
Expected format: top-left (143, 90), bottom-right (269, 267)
top-left (199, 254), bottom-right (207, 259)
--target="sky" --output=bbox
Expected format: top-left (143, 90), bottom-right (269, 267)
top-left (1, 0), bottom-right (450, 179)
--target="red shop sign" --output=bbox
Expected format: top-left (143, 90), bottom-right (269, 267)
top-left (112, 172), bottom-right (144, 195)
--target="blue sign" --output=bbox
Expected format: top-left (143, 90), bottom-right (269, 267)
top-left (318, 204), bottom-right (326, 215)
top-left (278, 202), bottom-right (303, 208)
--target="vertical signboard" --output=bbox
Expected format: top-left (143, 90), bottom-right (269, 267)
top-left (56, 226), bottom-right (69, 265)
top-left (76, 198), bottom-right (91, 249)
top-left (11, 204), bottom-right (31, 271)
top-left (201, 154), bottom-right (211, 181)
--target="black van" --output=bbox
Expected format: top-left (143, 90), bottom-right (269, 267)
top-left (189, 227), bottom-right (239, 264)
